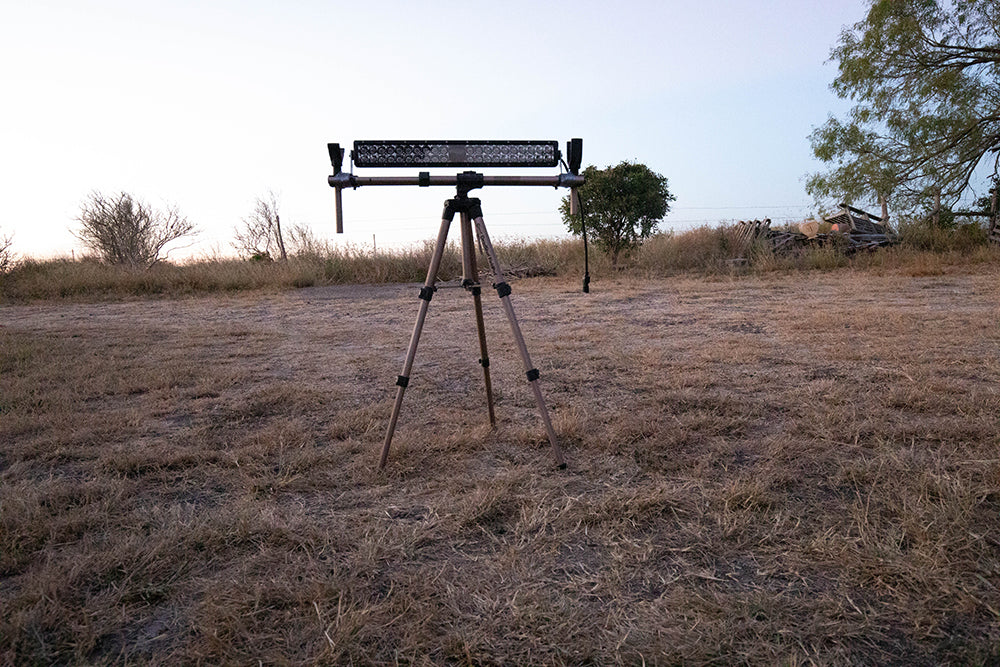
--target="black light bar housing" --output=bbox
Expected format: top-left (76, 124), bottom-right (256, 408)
top-left (352, 140), bottom-right (560, 168)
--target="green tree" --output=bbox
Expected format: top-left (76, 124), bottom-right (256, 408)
top-left (74, 191), bottom-right (195, 267)
top-left (808, 0), bottom-right (1000, 212)
top-left (807, 128), bottom-right (897, 220)
top-left (560, 161), bottom-right (675, 267)
top-left (973, 177), bottom-right (999, 215)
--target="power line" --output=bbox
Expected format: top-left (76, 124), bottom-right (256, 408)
top-left (340, 204), bottom-right (815, 225)
top-left (672, 204), bottom-right (813, 211)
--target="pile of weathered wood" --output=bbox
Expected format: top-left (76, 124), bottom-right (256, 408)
top-left (822, 205), bottom-right (896, 250)
top-left (734, 219), bottom-right (800, 253)
top-left (735, 205), bottom-right (897, 257)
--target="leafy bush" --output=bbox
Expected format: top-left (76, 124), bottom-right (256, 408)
top-left (896, 217), bottom-right (989, 253)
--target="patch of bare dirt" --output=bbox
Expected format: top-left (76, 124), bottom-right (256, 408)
top-left (2, 268), bottom-right (999, 664)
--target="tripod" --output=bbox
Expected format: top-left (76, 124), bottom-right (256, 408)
top-left (379, 177), bottom-right (566, 470)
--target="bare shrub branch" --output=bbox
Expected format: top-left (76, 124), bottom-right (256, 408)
top-left (234, 192), bottom-right (287, 261)
top-left (73, 191), bottom-right (196, 268)
top-left (0, 230), bottom-right (14, 273)
top-left (286, 223), bottom-right (327, 258)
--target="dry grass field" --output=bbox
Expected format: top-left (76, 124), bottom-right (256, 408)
top-left (2, 263), bottom-right (999, 664)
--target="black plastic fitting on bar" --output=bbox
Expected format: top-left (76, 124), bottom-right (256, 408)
top-left (567, 138), bottom-right (583, 175)
top-left (456, 171), bottom-right (485, 196)
top-left (526, 368), bottom-right (540, 382)
top-left (419, 286), bottom-right (436, 301)
top-left (328, 143), bottom-right (344, 174)
top-left (494, 282), bottom-right (512, 299)
top-left (479, 358), bottom-right (490, 368)
top-left (396, 375), bottom-right (409, 388)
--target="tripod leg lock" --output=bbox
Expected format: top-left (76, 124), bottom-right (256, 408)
top-left (493, 281), bottom-right (512, 299)
top-left (479, 357), bottom-right (490, 368)
top-left (419, 286), bottom-right (436, 301)
top-left (526, 368), bottom-right (540, 382)
top-left (396, 375), bottom-right (410, 388)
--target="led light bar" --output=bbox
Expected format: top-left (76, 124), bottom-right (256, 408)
top-left (352, 140), bottom-right (560, 168)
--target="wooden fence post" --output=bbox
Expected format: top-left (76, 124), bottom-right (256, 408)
top-left (275, 213), bottom-right (288, 261)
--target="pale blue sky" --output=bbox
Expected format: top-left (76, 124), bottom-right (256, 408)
top-left (2, 0), bottom-right (868, 259)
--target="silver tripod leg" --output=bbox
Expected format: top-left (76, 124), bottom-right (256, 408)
top-left (379, 215), bottom-right (452, 469)
top-left (460, 211), bottom-right (497, 428)
top-left (472, 214), bottom-right (566, 468)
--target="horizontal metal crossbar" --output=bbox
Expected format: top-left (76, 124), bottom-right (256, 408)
top-left (352, 140), bottom-right (560, 168)
top-left (328, 172), bottom-right (584, 189)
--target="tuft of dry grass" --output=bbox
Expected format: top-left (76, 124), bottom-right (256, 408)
top-left (2, 257), bottom-right (1000, 664)
top-left (634, 225), bottom-right (744, 274)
